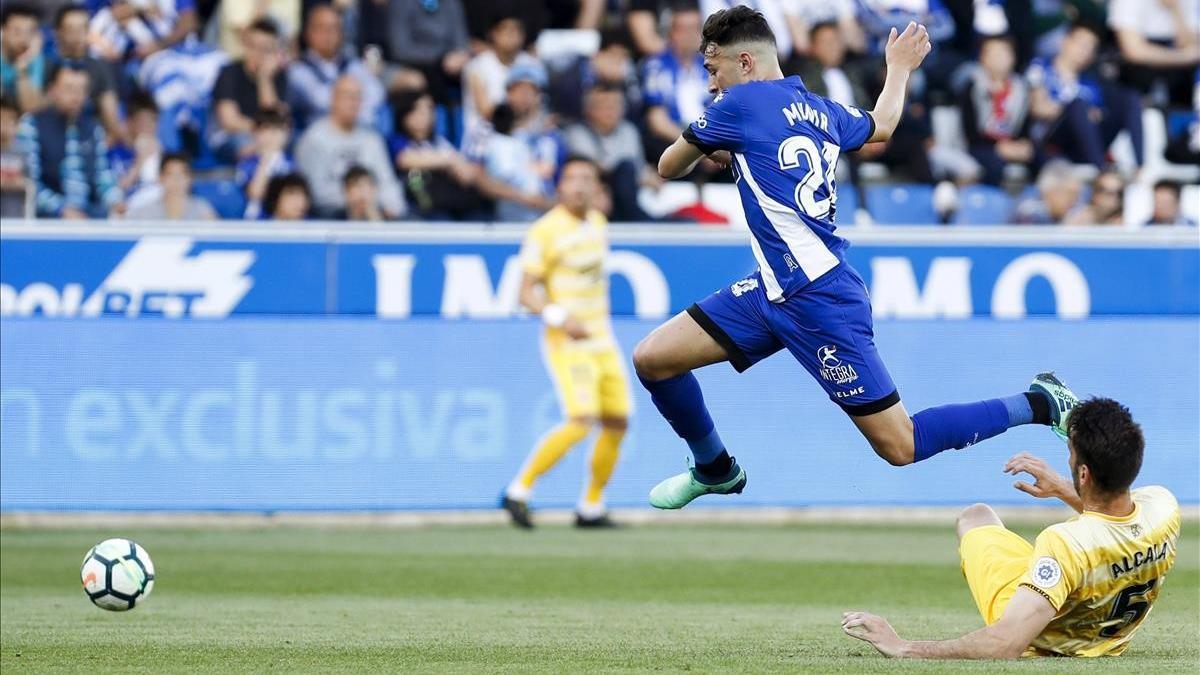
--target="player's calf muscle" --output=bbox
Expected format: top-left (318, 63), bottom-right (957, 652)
top-left (852, 407), bottom-right (915, 466)
top-left (870, 439), bottom-right (913, 467)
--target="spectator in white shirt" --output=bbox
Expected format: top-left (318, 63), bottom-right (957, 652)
top-left (89, 0), bottom-right (198, 63)
top-left (472, 102), bottom-right (554, 221)
top-left (461, 15), bottom-right (543, 133)
top-left (781, 0), bottom-right (865, 56)
top-left (1109, 0), bottom-right (1200, 107)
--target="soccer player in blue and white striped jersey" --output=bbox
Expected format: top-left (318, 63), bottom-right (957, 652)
top-left (633, 6), bottom-right (1080, 509)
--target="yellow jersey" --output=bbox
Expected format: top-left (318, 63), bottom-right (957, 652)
top-left (518, 205), bottom-right (613, 351)
top-left (1020, 485), bottom-right (1181, 657)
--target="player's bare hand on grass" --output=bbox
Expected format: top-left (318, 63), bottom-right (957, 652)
top-left (842, 611), bottom-right (906, 657)
top-left (1004, 452), bottom-right (1073, 500)
top-left (885, 22), bottom-right (932, 74)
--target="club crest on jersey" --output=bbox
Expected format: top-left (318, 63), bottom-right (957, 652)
top-left (730, 278), bottom-right (759, 297)
top-left (817, 345), bottom-right (858, 385)
top-left (1032, 556), bottom-right (1063, 589)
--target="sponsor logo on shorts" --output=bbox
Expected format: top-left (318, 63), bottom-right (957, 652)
top-left (730, 278), bottom-right (759, 297)
top-left (818, 345), bottom-right (859, 386)
top-left (1032, 556), bottom-right (1063, 589)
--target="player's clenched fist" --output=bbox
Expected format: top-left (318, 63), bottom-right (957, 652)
top-left (885, 21), bottom-right (932, 73)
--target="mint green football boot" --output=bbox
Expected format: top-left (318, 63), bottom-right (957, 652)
top-left (1029, 372), bottom-right (1079, 442)
top-left (649, 460), bottom-right (747, 510)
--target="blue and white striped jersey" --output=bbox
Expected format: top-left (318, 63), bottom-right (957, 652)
top-left (682, 75), bottom-right (874, 302)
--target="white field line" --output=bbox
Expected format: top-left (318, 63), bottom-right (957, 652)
top-left (2, 505), bottom-right (1196, 529)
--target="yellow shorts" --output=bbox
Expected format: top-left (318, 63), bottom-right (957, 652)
top-left (959, 525), bottom-right (1034, 625)
top-left (544, 343), bottom-right (631, 419)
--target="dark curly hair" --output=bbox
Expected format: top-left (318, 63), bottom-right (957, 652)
top-left (1069, 398), bottom-right (1144, 494)
top-left (263, 173), bottom-right (311, 219)
top-left (700, 5), bottom-right (776, 54)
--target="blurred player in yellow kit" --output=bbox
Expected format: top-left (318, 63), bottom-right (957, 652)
top-left (501, 157), bottom-right (630, 529)
top-left (843, 398), bottom-right (1180, 658)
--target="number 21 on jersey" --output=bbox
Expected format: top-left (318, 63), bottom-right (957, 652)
top-left (777, 136), bottom-right (841, 220)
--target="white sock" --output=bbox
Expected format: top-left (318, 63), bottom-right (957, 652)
top-left (575, 500), bottom-right (606, 519)
top-left (505, 482), bottom-right (531, 502)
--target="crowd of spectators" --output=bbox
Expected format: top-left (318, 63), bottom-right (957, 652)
top-left (0, 0), bottom-right (1196, 226)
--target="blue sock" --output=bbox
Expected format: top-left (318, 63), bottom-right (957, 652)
top-left (638, 372), bottom-right (728, 465)
top-left (1000, 393), bottom-right (1034, 426)
top-left (911, 394), bottom-right (1037, 463)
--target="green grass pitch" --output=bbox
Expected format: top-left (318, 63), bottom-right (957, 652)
top-left (2, 521), bottom-right (1197, 673)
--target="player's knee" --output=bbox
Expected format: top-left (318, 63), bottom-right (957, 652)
top-left (567, 416), bottom-right (598, 433)
top-left (600, 416), bottom-right (628, 433)
top-left (956, 503), bottom-right (1001, 539)
top-left (632, 337), bottom-right (672, 381)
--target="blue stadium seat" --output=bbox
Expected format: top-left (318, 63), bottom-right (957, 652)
top-left (833, 183), bottom-right (859, 225)
top-left (435, 104), bottom-right (452, 141)
top-left (952, 185), bottom-right (1014, 225)
top-left (864, 184), bottom-right (937, 225)
top-left (192, 180), bottom-right (246, 220)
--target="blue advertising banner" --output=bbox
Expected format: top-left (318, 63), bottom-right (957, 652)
top-left (0, 236), bottom-right (328, 317)
top-left (2, 316), bottom-right (1196, 510)
top-left (2, 225), bottom-right (1197, 319)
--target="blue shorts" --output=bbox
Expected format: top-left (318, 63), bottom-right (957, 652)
top-left (688, 264), bottom-right (900, 415)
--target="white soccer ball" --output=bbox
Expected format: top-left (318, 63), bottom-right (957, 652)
top-left (80, 538), bottom-right (156, 611)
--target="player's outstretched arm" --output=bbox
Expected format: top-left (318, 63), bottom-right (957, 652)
top-left (842, 587), bottom-right (1055, 659)
top-left (1004, 452), bottom-right (1085, 513)
top-left (866, 22), bottom-right (932, 144)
